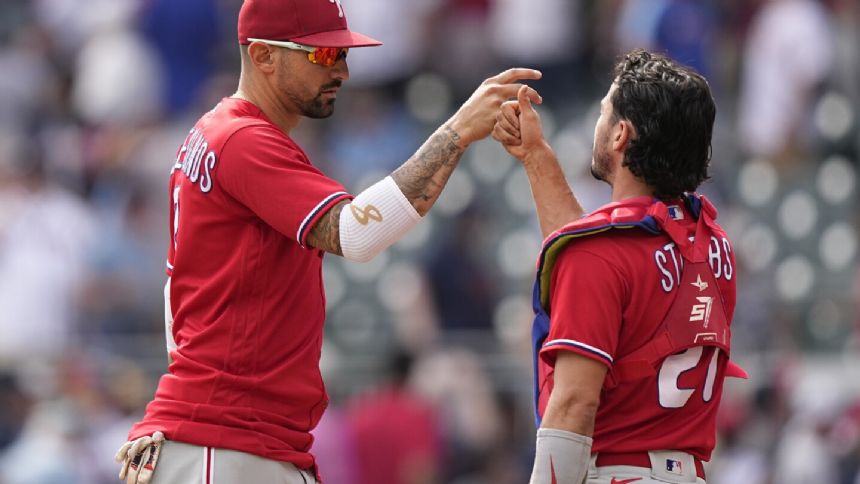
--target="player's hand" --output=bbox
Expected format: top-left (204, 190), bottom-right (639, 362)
top-left (492, 85), bottom-right (553, 162)
top-left (447, 68), bottom-right (542, 146)
top-left (115, 431), bottom-right (165, 483)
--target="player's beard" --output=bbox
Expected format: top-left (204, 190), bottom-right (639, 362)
top-left (591, 129), bottom-right (612, 183)
top-left (292, 80), bottom-right (342, 119)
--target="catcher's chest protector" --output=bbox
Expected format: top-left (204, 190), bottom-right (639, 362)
top-left (531, 195), bottom-right (745, 420)
top-left (603, 258), bottom-right (730, 388)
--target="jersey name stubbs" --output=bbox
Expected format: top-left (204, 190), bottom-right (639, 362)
top-left (654, 236), bottom-right (733, 293)
top-left (172, 128), bottom-right (217, 193)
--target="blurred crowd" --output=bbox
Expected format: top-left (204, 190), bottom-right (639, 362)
top-left (0, 0), bottom-right (858, 483)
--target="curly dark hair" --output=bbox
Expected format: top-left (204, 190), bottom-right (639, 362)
top-left (610, 49), bottom-right (715, 199)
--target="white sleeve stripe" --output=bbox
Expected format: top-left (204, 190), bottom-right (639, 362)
top-left (297, 191), bottom-right (350, 245)
top-left (543, 338), bottom-right (614, 363)
top-left (166, 260), bottom-right (174, 270)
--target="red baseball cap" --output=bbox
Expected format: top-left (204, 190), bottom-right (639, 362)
top-left (238, 0), bottom-right (382, 48)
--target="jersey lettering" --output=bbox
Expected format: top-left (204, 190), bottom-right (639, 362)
top-left (172, 129), bottom-right (191, 172)
top-left (655, 250), bottom-right (674, 292)
top-left (173, 128), bottom-right (218, 194)
top-left (721, 237), bottom-right (733, 280)
top-left (654, 237), bottom-right (733, 293)
top-left (702, 349), bottom-right (719, 402)
top-left (708, 236), bottom-right (722, 278)
top-left (200, 152), bottom-right (217, 193)
top-left (658, 346), bottom-right (722, 408)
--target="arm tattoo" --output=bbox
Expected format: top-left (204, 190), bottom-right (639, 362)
top-left (306, 201), bottom-right (345, 255)
top-left (391, 125), bottom-right (465, 216)
top-left (309, 126), bottom-right (463, 253)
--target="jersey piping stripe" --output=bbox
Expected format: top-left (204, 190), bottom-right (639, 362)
top-left (543, 338), bottom-right (614, 363)
top-left (202, 446), bottom-right (213, 484)
top-left (166, 260), bottom-right (174, 270)
top-left (297, 191), bottom-right (350, 246)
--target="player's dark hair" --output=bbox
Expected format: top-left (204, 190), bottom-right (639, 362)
top-left (610, 49), bottom-right (715, 199)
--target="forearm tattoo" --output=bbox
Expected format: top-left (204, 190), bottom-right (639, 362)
top-left (392, 125), bottom-right (465, 215)
top-left (306, 201), bottom-right (345, 255)
top-left (309, 126), bottom-right (463, 254)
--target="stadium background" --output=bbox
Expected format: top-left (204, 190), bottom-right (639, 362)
top-left (0, 0), bottom-right (857, 482)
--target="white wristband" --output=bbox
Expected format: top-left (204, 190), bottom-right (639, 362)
top-left (339, 176), bottom-right (421, 263)
top-left (529, 428), bottom-right (593, 484)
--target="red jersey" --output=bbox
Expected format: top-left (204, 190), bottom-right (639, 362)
top-left (129, 98), bottom-right (352, 470)
top-left (536, 197), bottom-right (736, 461)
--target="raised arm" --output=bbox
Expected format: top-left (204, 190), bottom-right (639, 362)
top-left (529, 351), bottom-right (606, 484)
top-left (492, 86), bottom-right (585, 238)
top-left (307, 68), bottom-right (543, 259)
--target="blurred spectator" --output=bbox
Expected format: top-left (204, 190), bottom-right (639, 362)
top-left (327, 89), bottom-right (424, 186)
top-left (0, 354), bottom-right (138, 484)
top-left (0, 399), bottom-right (89, 483)
top-left (412, 348), bottom-right (506, 481)
top-left (737, 0), bottom-right (834, 162)
top-left (488, 0), bottom-right (580, 66)
top-left (772, 368), bottom-right (850, 484)
top-left (655, 0), bottom-right (718, 78)
top-left (340, 0), bottom-right (441, 88)
top-left (488, 0), bottom-right (583, 101)
top-left (71, 0), bottom-right (163, 126)
top-left (614, 0), bottom-right (671, 54)
top-left (139, 0), bottom-right (222, 116)
top-left (0, 18), bottom-right (54, 133)
top-left (80, 183), bottom-right (164, 337)
top-left (427, 0), bottom-right (494, 91)
top-left (772, 410), bottom-right (841, 484)
top-left (826, 0), bottom-right (860, 129)
top-left (425, 204), bottom-right (497, 332)
top-left (311, 405), bottom-right (361, 484)
top-left (347, 351), bottom-right (443, 484)
top-left (710, 383), bottom-right (788, 484)
top-left (0, 134), bottom-right (96, 365)
top-left (831, 399), bottom-right (860, 483)
top-left (0, 372), bottom-right (30, 453)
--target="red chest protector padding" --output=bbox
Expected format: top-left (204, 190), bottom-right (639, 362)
top-left (536, 195), bottom-right (746, 392)
top-left (604, 199), bottom-right (735, 388)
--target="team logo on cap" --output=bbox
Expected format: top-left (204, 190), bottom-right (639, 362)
top-left (329, 0), bottom-right (344, 17)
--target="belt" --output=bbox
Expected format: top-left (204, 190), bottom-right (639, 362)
top-left (595, 452), bottom-right (706, 480)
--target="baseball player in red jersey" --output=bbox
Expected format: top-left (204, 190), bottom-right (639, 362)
top-left (492, 49), bottom-right (747, 484)
top-left (113, 0), bottom-right (543, 482)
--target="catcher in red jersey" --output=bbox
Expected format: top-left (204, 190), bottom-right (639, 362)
top-left (492, 49), bottom-right (747, 484)
top-left (113, 0), bottom-right (543, 482)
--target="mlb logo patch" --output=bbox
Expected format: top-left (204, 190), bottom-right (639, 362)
top-left (666, 459), bottom-right (683, 475)
top-left (667, 205), bottom-right (684, 220)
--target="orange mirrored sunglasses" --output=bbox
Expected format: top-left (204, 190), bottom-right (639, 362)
top-left (247, 38), bottom-right (348, 67)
